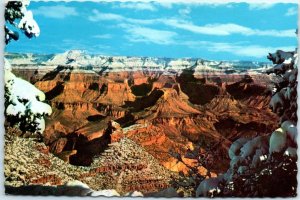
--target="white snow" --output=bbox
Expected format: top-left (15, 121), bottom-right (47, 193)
top-left (5, 65), bottom-right (52, 135)
top-left (65, 180), bottom-right (90, 189)
top-left (281, 120), bottom-right (297, 144)
top-left (4, 58), bottom-right (12, 70)
top-left (65, 181), bottom-right (121, 197)
top-left (18, 10), bottom-right (40, 38)
top-left (283, 57), bottom-right (293, 65)
top-left (6, 102), bottom-right (26, 117)
top-left (125, 191), bottom-right (144, 197)
top-left (240, 136), bottom-right (269, 158)
top-left (293, 53), bottom-right (298, 67)
top-left (228, 138), bottom-right (249, 159)
top-left (9, 74), bottom-right (46, 103)
top-left (269, 128), bottom-right (287, 154)
top-left (35, 117), bottom-right (46, 134)
top-left (91, 189), bottom-right (120, 197)
top-left (284, 147), bottom-right (297, 158)
top-left (66, 50), bottom-right (83, 62)
top-left (33, 50), bottom-right (270, 75)
top-left (196, 177), bottom-right (222, 197)
top-left (168, 59), bottom-right (191, 67)
top-left (259, 155), bottom-right (268, 161)
top-left (26, 100), bottom-right (52, 116)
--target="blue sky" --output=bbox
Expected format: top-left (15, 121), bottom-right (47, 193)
top-left (6, 1), bottom-right (298, 61)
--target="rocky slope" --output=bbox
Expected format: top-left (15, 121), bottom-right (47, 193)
top-left (4, 127), bottom-right (175, 195)
top-left (7, 51), bottom-right (278, 175)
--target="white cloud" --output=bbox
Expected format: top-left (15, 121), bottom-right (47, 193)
top-left (120, 24), bottom-right (176, 45)
top-left (125, 18), bottom-right (157, 25)
top-left (88, 9), bottom-right (123, 21)
top-left (163, 19), bottom-right (296, 37)
top-left (88, 10), bottom-right (157, 25)
top-left (286, 7), bottom-right (298, 16)
top-left (118, 2), bottom-right (156, 11)
top-left (156, 2), bottom-right (173, 9)
top-left (119, 21), bottom-right (294, 57)
top-left (208, 43), bottom-right (295, 58)
top-left (87, 9), bottom-right (295, 43)
top-left (88, 10), bottom-right (155, 25)
top-left (249, 3), bottom-right (274, 10)
top-left (32, 5), bottom-right (78, 19)
top-left (178, 7), bottom-right (191, 17)
top-left (185, 41), bottom-right (295, 58)
top-left (92, 34), bottom-right (112, 39)
top-left (88, 10), bottom-right (295, 38)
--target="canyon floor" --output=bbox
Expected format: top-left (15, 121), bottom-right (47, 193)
top-left (5, 52), bottom-right (279, 196)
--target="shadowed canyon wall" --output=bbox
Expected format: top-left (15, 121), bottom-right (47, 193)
top-left (11, 62), bottom-right (278, 174)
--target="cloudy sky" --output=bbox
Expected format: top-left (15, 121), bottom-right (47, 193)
top-left (6, 1), bottom-right (298, 61)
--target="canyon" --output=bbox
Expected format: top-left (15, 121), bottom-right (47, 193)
top-left (7, 50), bottom-right (278, 192)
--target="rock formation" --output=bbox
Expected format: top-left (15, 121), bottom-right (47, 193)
top-left (4, 127), bottom-right (174, 195)
top-left (7, 52), bottom-right (278, 175)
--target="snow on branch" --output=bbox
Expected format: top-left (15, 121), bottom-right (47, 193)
top-left (4, 0), bottom-right (52, 137)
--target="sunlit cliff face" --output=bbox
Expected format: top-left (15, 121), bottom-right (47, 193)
top-left (8, 52), bottom-right (278, 174)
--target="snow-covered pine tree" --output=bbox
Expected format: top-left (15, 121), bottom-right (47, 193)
top-left (196, 39), bottom-right (298, 197)
top-left (4, 0), bottom-right (52, 137)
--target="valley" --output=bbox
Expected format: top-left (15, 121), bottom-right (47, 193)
top-left (6, 50), bottom-right (278, 193)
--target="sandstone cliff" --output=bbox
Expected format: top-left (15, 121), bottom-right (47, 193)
top-left (8, 52), bottom-right (278, 175)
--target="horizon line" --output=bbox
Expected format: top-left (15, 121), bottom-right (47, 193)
top-left (5, 50), bottom-right (273, 63)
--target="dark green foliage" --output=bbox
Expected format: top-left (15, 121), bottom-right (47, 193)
top-left (219, 154), bottom-right (297, 197)
top-left (5, 1), bottom-right (24, 44)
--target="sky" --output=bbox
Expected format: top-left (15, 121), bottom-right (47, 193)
top-left (5, 1), bottom-right (299, 61)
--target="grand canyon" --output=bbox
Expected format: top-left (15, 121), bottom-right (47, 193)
top-left (5, 50), bottom-right (280, 195)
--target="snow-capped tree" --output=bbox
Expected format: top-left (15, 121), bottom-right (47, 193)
top-left (4, 0), bottom-right (52, 137)
top-left (5, 0), bottom-right (40, 44)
